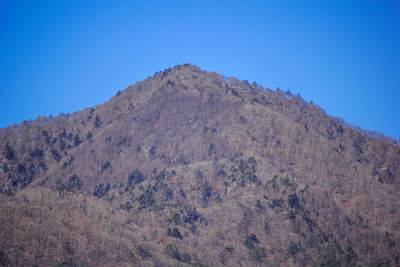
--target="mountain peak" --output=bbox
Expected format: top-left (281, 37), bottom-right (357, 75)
top-left (151, 63), bottom-right (203, 78)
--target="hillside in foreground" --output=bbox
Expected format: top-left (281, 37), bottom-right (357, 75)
top-left (1, 64), bottom-right (399, 266)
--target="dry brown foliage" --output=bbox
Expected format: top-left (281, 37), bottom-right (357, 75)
top-left (0, 64), bottom-right (399, 266)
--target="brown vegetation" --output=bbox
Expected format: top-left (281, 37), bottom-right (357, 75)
top-left (0, 64), bottom-right (399, 266)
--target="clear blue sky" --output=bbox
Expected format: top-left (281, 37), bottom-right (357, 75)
top-left (1, 0), bottom-right (399, 139)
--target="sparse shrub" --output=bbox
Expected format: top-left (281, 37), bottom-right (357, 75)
top-left (369, 261), bottom-right (390, 267)
top-left (255, 199), bottom-right (263, 211)
top-left (313, 241), bottom-right (359, 267)
top-left (302, 213), bottom-right (316, 231)
top-left (164, 244), bottom-right (181, 261)
top-left (266, 175), bottom-right (280, 191)
top-left (3, 189), bottom-right (15, 197)
top-left (128, 169), bottom-right (145, 185)
top-left (287, 210), bottom-right (296, 221)
top-left (195, 168), bottom-right (204, 180)
top-left (201, 181), bottom-right (212, 203)
top-left (169, 212), bottom-right (182, 225)
top-left (31, 148), bottom-right (44, 158)
top-left (281, 176), bottom-right (291, 186)
top-left (44, 135), bottom-right (51, 144)
top-left (94, 115), bottom-right (101, 128)
top-left (57, 257), bottom-right (73, 266)
top-left (51, 149), bottom-right (62, 162)
top-left (217, 169), bottom-right (226, 177)
top-left (181, 252), bottom-right (192, 263)
top-left (29, 163), bottom-right (36, 173)
top-left (67, 175), bottom-right (81, 191)
top-left (161, 184), bottom-right (173, 200)
top-left (288, 193), bottom-right (300, 209)
top-left (263, 221), bottom-right (269, 233)
top-left (345, 246), bottom-right (358, 266)
top-left (119, 202), bottom-right (133, 211)
top-left (17, 163), bottom-right (26, 174)
top-left (128, 251), bottom-right (135, 261)
top-left (101, 161), bottom-right (111, 172)
top-left (39, 161), bottom-right (47, 171)
top-left (73, 135), bottom-right (81, 147)
top-left (0, 250), bottom-right (9, 266)
top-left (93, 183), bottom-right (110, 198)
top-left (135, 244), bottom-right (151, 259)
top-left (62, 157), bottom-right (74, 169)
top-left (307, 235), bottom-right (324, 249)
top-left (288, 241), bottom-right (301, 256)
top-left (167, 227), bottom-right (183, 239)
top-left (280, 176), bottom-right (297, 191)
top-left (138, 188), bottom-right (155, 208)
top-left (244, 233), bottom-right (259, 249)
top-left (3, 142), bottom-right (15, 160)
top-left (192, 262), bottom-right (209, 267)
top-left (63, 240), bottom-right (74, 255)
top-left (59, 129), bottom-right (67, 138)
top-left (59, 139), bottom-right (66, 150)
top-left (2, 163), bottom-right (9, 173)
top-left (150, 145), bottom-right (157, 155)
top-left (225, 246), bottom-right (234, 253)
top-left (153, 169), bottom-right (167, 181)
top-left (56, 184), bottom-right (66, 192)
top-left (118, 136), bottom-right (127, 146)
top-left (269, 198), bottom-right (283, 209)
top-left (384, 232), bottom-right (395, 247)
top-left (233, 157), bottom-right (259, 186)
top-left (183, 207), bottom-right (200, 224)
top-left (209, 143), bottom-right (214, 155)
top-left (248, 247), bottom-right (266, 263)
top-left (87, 131), bottom-right (93, 140)
top-left (177, 154), bottom-right (188, 165)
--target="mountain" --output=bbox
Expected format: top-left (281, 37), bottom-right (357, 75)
top-left (0, 64), bottom-right (399, 266)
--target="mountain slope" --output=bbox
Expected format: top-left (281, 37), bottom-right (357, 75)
top-left (1, 64), bottom-right (399, 266)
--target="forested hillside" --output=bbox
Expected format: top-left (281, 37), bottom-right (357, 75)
top-left (1, 64), bottom-right (399, 266)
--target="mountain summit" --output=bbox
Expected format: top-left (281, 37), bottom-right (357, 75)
top-left (1, 64), bottom-right (399, 266)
